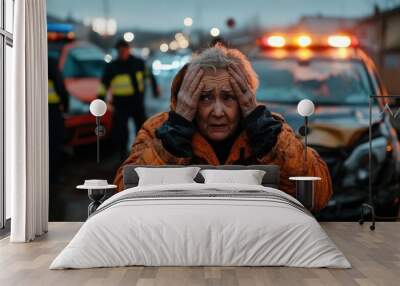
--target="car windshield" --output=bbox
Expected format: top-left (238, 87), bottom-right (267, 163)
top-left (63, 47), bottom-right (105, 78)
top-left (252, 58), bottom-right (372, 105)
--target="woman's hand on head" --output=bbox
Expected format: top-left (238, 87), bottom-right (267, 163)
top-left (228, 63), bottom-right (257, 118)
top-left (175, 66), bottom-right (204, 121)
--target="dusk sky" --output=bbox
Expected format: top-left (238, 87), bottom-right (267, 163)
top-left (47, 0), bottom-right (392, 31)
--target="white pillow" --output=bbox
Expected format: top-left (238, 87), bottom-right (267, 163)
top-left (200, 169), bottom-right (266, 185)
top-left (135, 167), bottom-right (201, 186)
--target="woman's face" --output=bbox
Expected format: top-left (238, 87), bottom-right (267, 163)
top-left (195, 68), bottom-right (240, 141)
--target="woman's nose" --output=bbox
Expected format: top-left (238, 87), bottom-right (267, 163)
top-left (212, 99), bottom-right (225, 117)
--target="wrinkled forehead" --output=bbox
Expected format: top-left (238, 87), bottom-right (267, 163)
top-left (201, 68), bottom-right (232, 90)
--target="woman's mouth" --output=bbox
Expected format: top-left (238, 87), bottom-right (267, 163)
top-left (209, 124), bottom-right (228, 132)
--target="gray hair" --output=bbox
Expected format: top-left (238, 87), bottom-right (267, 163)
top-left (189, 44), bottom-right (259, 92)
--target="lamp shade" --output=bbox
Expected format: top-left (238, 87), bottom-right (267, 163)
top-left (297, 99), bottom-right (315, 117)
top-left (90, 99), bottom-right (107, 117)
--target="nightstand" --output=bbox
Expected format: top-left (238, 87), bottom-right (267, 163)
top-left (77, 180), bottom-right (117, 217)
top-left (289, 176), bottom-right (321, 210)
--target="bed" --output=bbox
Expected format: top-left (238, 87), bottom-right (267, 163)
top-left (50, 165), bottom-right (350, 269)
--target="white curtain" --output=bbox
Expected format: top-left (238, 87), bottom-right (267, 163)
top-left (8, 0), bottom-right (48, 242)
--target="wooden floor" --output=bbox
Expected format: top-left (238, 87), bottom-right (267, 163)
top-left (0, 222), bottom-right (399, 286)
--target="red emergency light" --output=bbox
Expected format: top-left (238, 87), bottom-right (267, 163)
top-left (258, 34), bottom-right (358, 49)
top-left (48, 31), bottom-right (75, 42)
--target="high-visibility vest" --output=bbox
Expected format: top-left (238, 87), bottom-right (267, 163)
top-left (110, 74), bottom-right (135, 96)
top-left (135, 71), bottom-right (144, 93)
top-left (98, 83), bottom-right (107, 99)
top-left (48, 79), bottom-right (61, 104)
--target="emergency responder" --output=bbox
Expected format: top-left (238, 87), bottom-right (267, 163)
top-left (98, 39), bottom-right (160, 160)
top-left (48, 56), bottom-right (69, 183)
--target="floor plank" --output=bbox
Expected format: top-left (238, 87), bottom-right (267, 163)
top-left (0, 222), bottom-right (399, 286)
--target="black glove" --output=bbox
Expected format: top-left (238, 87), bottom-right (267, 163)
top-left (155, 111), bottom-right (196, 158)
top-left (243, 105), bottom-right (282, 157)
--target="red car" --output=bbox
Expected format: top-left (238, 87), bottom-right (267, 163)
top-left (58, 41), bottom-right (112, 146)
top-left (49, 36), bottom-right (112, 147)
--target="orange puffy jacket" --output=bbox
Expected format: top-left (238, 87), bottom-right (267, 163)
top-left (114, 66), bottom-right (333, 211)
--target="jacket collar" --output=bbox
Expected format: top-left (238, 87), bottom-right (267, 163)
top-left (191, 130), bottom-right (253, 165)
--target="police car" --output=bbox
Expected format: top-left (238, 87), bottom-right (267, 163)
top-left (250, 33), bottom-right (400, 220)
top-left (48, 23), bottom-right (112, 147)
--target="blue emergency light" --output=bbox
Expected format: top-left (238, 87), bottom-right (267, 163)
top-left (47, 23), bottom-right (74, 33)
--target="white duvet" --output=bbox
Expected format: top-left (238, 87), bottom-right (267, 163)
top-left (50, 183), bottom-right (351, 269)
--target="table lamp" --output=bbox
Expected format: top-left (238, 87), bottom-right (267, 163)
top-left (89, 99), bottom-right (107, 163)
top-left (293, 99), bottom-right (318, 210)
top-left (297, 99), bottom-right (315, 172)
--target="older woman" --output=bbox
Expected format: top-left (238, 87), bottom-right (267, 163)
top-left (113, 45), bottom-right (332, 211)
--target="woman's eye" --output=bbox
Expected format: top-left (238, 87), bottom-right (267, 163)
top-left (200, 94), bottom-right (212, 101)
top-left (223, 94), bottom-right (235, 101)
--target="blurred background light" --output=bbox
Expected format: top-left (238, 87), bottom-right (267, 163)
top-left (210, 27), bottom-right (220, 37)
top-left (169, 40), bottom-right (179, 50)
top-left (104, 54), bottom-right (112, 63)
top-left (91, 17), bottom-right (117, 36)
top-left (123, 32), bottom-right (134, 42)
top-left (178, 39), bottom-right (189, 49)
top-left (175, 33), bottom-right (184, 40)
top-left (160, 43), bottom-right (169, 52)
top-left (141, 47), bottom-right (150, 58)
top-left (183, 17), bottom-right (193, 27)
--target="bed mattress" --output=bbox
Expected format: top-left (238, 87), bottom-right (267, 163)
top-left (50, 183), bottom-right (350, 269)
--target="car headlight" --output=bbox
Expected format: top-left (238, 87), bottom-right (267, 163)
top-left (342, 137), bottom-right (388, 185)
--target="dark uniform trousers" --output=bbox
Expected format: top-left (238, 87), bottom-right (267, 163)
top-left (111, 96), bottom-right (146, 160)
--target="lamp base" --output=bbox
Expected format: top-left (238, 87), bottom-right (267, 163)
top-left (359, 203), bottom-right (376, 231)
top-left (297, 180), bottom-right (314, 210)
top-left (289, 176), bottom-right (320, 210)
top-left (88, 189), bottom-right (107, 216)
